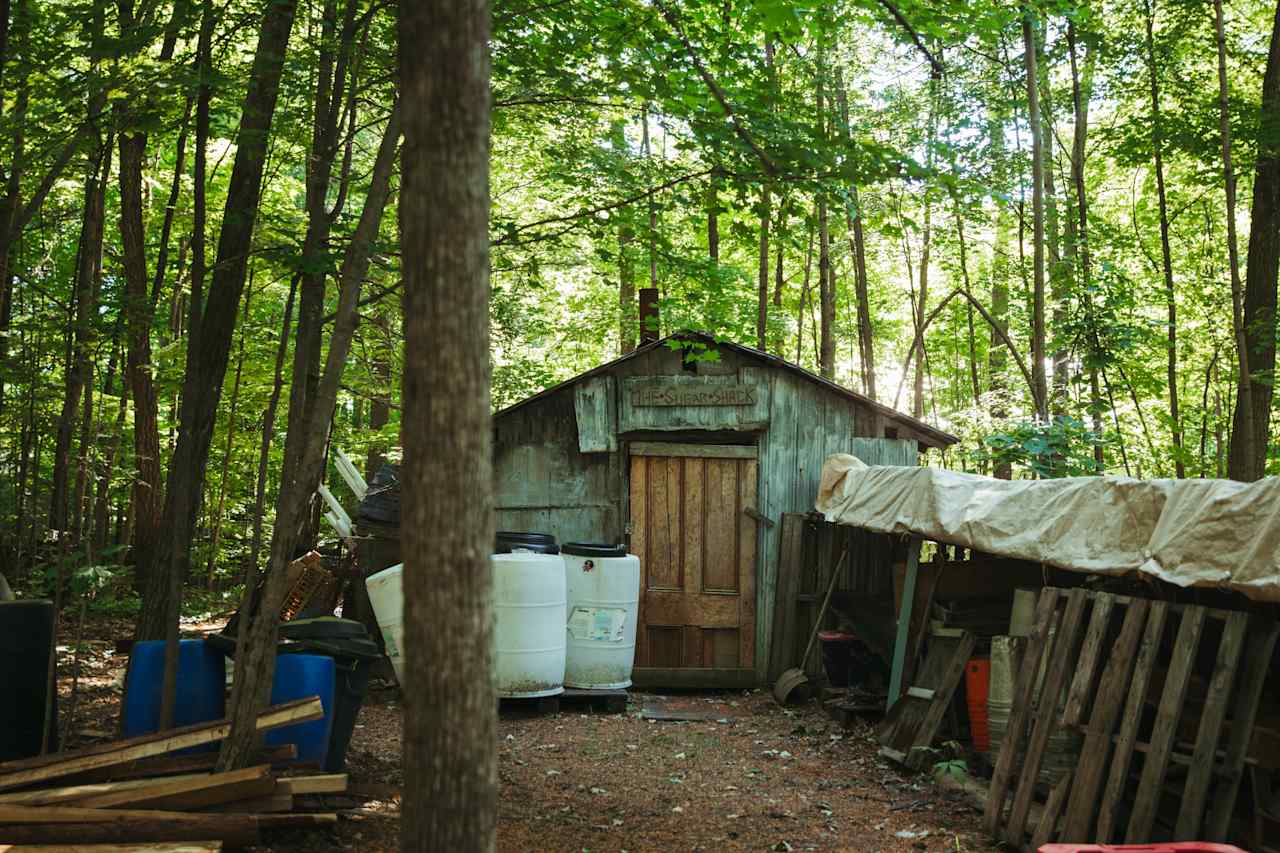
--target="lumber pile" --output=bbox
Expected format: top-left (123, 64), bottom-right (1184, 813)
top-left (0, 697), bottom-right (348, 850)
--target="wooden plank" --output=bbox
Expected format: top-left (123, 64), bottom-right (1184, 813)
top-left (683, 457), bottom-right (705, 596)
top-left (983, 587), bottom-right (1061, 837)
top-left (1174, 609), bottom-right (1250, 839)
top-left (905, 687), bottom-right (935, 701)
top-left (902, 555), bottom-right (941, 691)
top-left (907, 630), bottom-right (976, 769)
top-left (273, 773), bottom-right (348, 794)
top-left (1030, 770), bottom-right (1073, 850)
top-left (206, 792), bottom-right (294, 813)
top-left (738, 458), bottom-right (758, 669)
top-left (57, 746), bottom-right (297, 787)
top-left (0, 775), bottom-right (212, 807)
top-left (1205, 617), bottom-right (1280, 840)
top-left (0, 813), bottom-right (333, 847)
top-left (1095, 599), bottom-right (1169, 841)
top-left (629, 454), bottom-right (649, 667)
top-left (767, 514), bottom-right (805, 683)
top-left (0, 699), bottom-right (323, 793)
top-left (886, 537), bottom-right (922, 710)
top-left (1004, 588), bottom-right (1089, 847)
top-left (573, 374), bottom-right (617, 452)
top-left (1061, 598), bottom-right (1150, 841)
top-left (704, 459), bottom-right (737, 592)
top-left (71, 767), bottom-right (274, 811)
top-left (0, 840), bottom-right (222, 845)
top-left (628, 442), bottom-right (758, 459)
top-left (1124, 605), bottom-right (1208, 843)
top-left (1062, 592), bottom-right (1116, 726)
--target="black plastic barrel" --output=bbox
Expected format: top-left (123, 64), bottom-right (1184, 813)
top-left (357, 463), bottom-right (401, 525)
top-left (0, 600), bottom-right (57, 760)
top-left (494, 531), bottom-right (559, 554)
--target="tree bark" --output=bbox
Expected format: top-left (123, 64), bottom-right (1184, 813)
top-left (50, 140), bottom-right (109, 535)
top-left (145, 0), bottom-right (300, 729)
top-left (835, 70), bottom-right (876, 399)
top-left (816, 42), bottom-right (835, 379)
top-left (1230, 0), bottom-right (1280, 480)
top-left (249, 276), bottom-right (298, 576)
top-left (757, 182), bottom-right (770, 351)
top-left (219, 102), bottom-right (401, 771)
top-left (399, 1), bottom-right (495, 846)
top-left (205, 286), bottom-right (254, 588)
top-left (1067, 22), bottom-right (1104, 469)
top-left (1144, 0), bottom-right (1185, 477)
top-left (1023, 9), bottom-right (1048, 421)
top-left (618, 222), bottom-right (635, 355)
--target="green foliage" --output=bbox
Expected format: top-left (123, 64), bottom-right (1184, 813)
top-left (975, 417), bottom-right (1106, 479)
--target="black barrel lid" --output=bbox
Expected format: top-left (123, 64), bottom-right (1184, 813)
top-left (495, 531), bottom-right (559, 554)
top-left (562, 542), bottom-right (627, 558)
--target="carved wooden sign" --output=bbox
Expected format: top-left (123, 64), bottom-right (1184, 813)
top-left (630, 381), bottom-right (757, 407)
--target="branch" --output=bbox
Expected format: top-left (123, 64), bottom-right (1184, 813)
top-left (874, 0), bottom-right (945, 79)
top-left (492, 167), bottom-right (714, 245)
top-left (651, 0), bottom-right (779, 175)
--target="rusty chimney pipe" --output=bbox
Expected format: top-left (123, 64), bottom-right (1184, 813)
top-left (639, 287), bottom-right (660, 344)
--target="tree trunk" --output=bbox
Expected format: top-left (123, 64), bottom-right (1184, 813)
top-left (249, 276), bottom-right (298, 575)
top-left (1221, 0), bottom-right (1261, 480)
top-left (796, 214), bottom-right (815, 365)
top-left (835, 70), bottom-right (876, 400)
top-left (816, 43), bottom-right (835, 379)
top-left (50, 140), bottom-right (109, 535)
top-left (1067, 22), bottom-right (1104, 469)
top-left (1144, 0), bottom-right (1185, 477)
top-left (618, 222), bottom-right (635, 355)
top-left (1023, 9), bottom-right (1048, 421)
top-left (399, 1), bottom-right (495, 845)
top-left (219, 103), bottom-right (401, 771)
top-left (144, 0), bottom-right (299, 728)
top-left (757, 182), bottom-right (770, 351)
top-left (205, 286), bottom-right (253, 588)
top-left (988, 80), bottom-right (1012, 478)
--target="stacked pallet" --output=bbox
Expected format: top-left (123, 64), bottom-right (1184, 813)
top-left (984, 587), bottom-right (1278, 851)
top-left (0, 697), bottom-right (348, 850)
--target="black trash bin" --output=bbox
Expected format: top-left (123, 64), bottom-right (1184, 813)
top-left (211, 616), bottom-right (381, 772)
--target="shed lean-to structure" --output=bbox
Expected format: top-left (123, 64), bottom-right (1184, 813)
top-left (492, 332), bottom-right (958, 688)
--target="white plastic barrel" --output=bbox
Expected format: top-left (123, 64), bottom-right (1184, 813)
top-left (561, 543), bottom-right (640, 689)
top-left (365, 563), bottom-right (405, 684)
top-left (492, 552), bottom-right (567, 698)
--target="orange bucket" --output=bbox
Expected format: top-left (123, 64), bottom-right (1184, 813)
top-left (965, 657), bottom-right (991, 753)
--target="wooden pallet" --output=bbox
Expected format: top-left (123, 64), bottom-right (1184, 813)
top-left (983, 587), bottom-right (1277, 850)
top-left (877, 628), bottom-right (975, 770)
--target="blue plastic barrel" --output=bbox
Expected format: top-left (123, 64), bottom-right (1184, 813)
top-left (122, 639), bottom-right (226, 751)
top-left (265, 654), bottom-right (335, 766)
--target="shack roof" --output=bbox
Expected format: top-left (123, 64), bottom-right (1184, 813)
top-left (493, 332), bottom-right (960, 449)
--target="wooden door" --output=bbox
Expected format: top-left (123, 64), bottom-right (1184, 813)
top-left (628, 442), bottom-right (758, 687)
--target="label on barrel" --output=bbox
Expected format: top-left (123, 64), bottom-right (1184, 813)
top-left (567, 606), bottom-right (626, 642)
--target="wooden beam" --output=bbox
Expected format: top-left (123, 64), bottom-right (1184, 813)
top-left (0, 699), bottom-right (323, 793)
top-left (886, 536), bottom-right (922, 710)
top-left (275, 774), bottom-right (347, 795)
top-left (0, 844), bottom-right (222, 852)
top-left (0, 775), bottom-right (211, 807)
top-left (72, 767), bottom-right (275, 811)
top-left (627, 442), bottom-right (757, 459)
top-left (0, 813), bottom-right (333, 847)
top-left (60, 745), bottom-right (296, 786)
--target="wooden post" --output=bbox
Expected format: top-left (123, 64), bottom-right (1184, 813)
top-left (887, 536), bottom-right (922, 710)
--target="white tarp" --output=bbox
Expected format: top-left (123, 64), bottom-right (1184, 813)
top-left (816, 453), bottom-right (1280, 602)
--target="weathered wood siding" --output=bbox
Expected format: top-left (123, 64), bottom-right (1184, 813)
top-left (754, 368), bottom-right (917, 680)
top-left (493, 387), bottom-right (623, 543)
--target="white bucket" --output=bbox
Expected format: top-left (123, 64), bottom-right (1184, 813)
top-left (365, 563), bottom-right (405, 684)
top-left (561, 544), bottom-right (640, 689)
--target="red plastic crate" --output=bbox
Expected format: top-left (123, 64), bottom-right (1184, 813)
top-left (1039, 840), bottom-right (1249, 845)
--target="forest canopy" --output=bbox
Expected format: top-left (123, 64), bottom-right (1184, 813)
top-left (1, 0), bottom-right (1279, 610)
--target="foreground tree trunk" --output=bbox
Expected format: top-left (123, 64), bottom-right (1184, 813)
top-left (1227, 1), bottom-right (1280, 480)
top-left (399, 1), bottom-right (497, 849)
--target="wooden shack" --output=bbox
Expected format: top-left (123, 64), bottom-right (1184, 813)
top-left (493, 331), bottom-right (958, 688)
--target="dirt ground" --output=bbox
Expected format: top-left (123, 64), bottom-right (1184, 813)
top-left (52, 616), bottom-right (998, 852)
